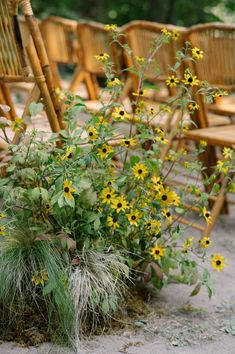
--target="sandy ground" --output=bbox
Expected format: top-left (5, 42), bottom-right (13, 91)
top-left (0, 204), bottom-right (235, 354)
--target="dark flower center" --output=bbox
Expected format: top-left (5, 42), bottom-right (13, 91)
top-left (162, 195), bottom-right (167, 201)
top-left (106, 194), bottom-right (111, 199)
top-left (131, 215), bottom-right (136, 220)
top-left (216, 260), bottom-right (221, 266)
top-left (188, 77), bottom-right (193, 83)
top-left (89, 132), bottom-right (93, 136)
top-left (139, 90), bottom-right (143, 95)
top-left (100, 53), bottom-right (104, 56)
top-left (155, 250), bottom-right (160, 255)
top-left (138, 169), bottom-right (143, 174)
top-left (147, 222), bottom-right (151, 227)
top-left (125, 140), bottom-right (130, 145)
top-left (111, 78), bottom-right (115, 81)
top-left (170, 78), bottom-right (175, 83)
top-left (206, 240), bottom-right (210, 244)
top-left (166, 212), bottom-right (171, 217)
top-left (102, 148), bottom-right (107, 153)
top-left (46, 204), bottom-right (50, 209)
top-left (67, 153), bottom-right (72, 158)
top-left (117, 202), bottom-right (122, 208)
top-left (64, 187), bottom-right (69, 193)
top-left (205, 213), bottom-right (210, 218)
top-left (196, 50), bottom-right (200, 54)
top-left (120, 110), bottom-right (125, 116)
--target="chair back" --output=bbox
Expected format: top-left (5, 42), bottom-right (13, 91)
top-left (76, 21), bottom-right (122, 76)
top-left (122, 20), bottom-right (186, 82)
top-left (187, 23), bottom-right (235, 90)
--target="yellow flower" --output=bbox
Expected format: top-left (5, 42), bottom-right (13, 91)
top-left (182, 73), bottom-right (200, 86)
top-left (0, 226), bottom-right (6, 235)
top-left (217, 160), bottom-right (229, 174)
top-left (144, 219), bottom-right (161, 233)
top-left (104, 24), bottom-right (117, 31)
top-left (111, 196), bottom-right (129, 213)
top-left (32, 270), bottom-right (49, 287)
top-left (162, 209), bottom-right (173, 223)
top-left (63, 180), bottom-right (76, 200)
top-left (200, 140), bottom-right (207, 147)
top-left (107, 77), bottom-right (122, 87)
top-left (161, 28), bottom-right (171, 36)
top-left (166, 75), bottom-right (180, 88)
top-left (97, 144), bottom-right (114, 159)
top-left (160, 104), bottom-right (172, 114)
top-left (182, 124), bottom-right (189, 133)
top-left (192, 47), bottom-right (204, 60)
top-left (158, 188), bottom-right (180, 207)
top-left (156, 135), bottom-right (168, 144)
top-left (107, 216), bottom-right (119, 230)
top-left (148, 107), bottom-right (156, 115)
top-left (127, 210), bottom-right (141, 226)
top-left (12, 117), bottom-right (24, 131)
top-left (150, 244), bottom-right (165, 260)
top-left (184, 237), bottom-right (194, 248)
top-left (188, 102), bottom-right (199, 111)
top-left (202, 207), bottom-right (212, 224)
top-left (135, 56), bottom-right (145, 63)
top-left (61, 147), bottom-right (74, 160)
top-left (171, 30), bottom-right (180, 40)
top-left (112, 107), bottom-right (130, 121)
top-left (132, 89), bottom-right (147, 97)
top-left (132, 163), bottom-right (148, 180)
top-left (211, 253), bottom-right (227, 272)
top-left (95, 53), bottom-right (110, 62)
top-left (55, 87), bottom-right (65, 100)
top-left (120, 138), bottom-right (137, 148)
top-left (44, 203), bottom-right (52, 215)
top-left (223, 147), bottom-right (233, 159)
top-left (151, 176), bottom-right (163, 192)
top-left (87, 126), bottom-right (98, 140)
top-left (100, 188), bottom-right (117, 204)
top-left (213, 90), bottom-right (228, 99)
top-left (0, 213), bottom-right (6, 219)
top-left (200, 236), bottom-right (212, 248)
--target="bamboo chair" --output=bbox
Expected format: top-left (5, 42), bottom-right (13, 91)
top-left (40, 16), bottom-right (80, 90)
top-left (121, 20), bottom-right (187, 102)
top-left (178, 23), bottom-right (235, 237)
top-left (71, 20), bottom-right (123, 100)
top-left (0, 0), bottom-right (63, 152)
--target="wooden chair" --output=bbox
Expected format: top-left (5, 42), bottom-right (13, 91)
top-left (180, 23), bottom-right (235, 237)
top-left (0, 0), bottom-right (63, 151)
top-left (40, 16), bottom-right (80, 90)
top-left (70, 20), bottom-right (122, 100)
top-left (121, 20), bottom-right (187, 101)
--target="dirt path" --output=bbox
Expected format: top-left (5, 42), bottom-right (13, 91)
top-left (1, 206), bottom-right (235, 354)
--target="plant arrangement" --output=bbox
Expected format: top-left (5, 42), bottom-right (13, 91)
top-left (0, 26), bottom-right (234, 348)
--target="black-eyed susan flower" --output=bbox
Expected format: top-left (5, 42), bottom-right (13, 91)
top-left (150, 244), bottom-right (165, 260)
top-left (212, 90), bottom-right (228, 99)
top-left (223, 147), bottom-right (233, 159)
top-left (107, 77), bottom-right (122, 87)
top-left (211, 253), bottom-right (227, 272)
top-left (100, 187), bottom-right (117, 204)
top-left (132, 89), bottom-right (147, 97)
top-left (182, 73), bottom-right (200, 86)
top-left (188, 102), bottom-right (199, 111)
top-left (162, 208), bottom-right (173, 222)
top-left (144, 219), bottom-right (161, 233)
top-left (216, 160), bottom-right (229, 174)
top-left (107, 216), bottom-right (119, 230)
top-left (160, 104), bottom-right (172, 114)
top-left (200, 140), bottom-right (207, 147)
top-left (152, 176), bottom-right (163, 192)
top-left (12, 117), bottom-right (24, 131)
top-left (158, 188), bottom-right (180, 207)
top-left (120, 138), bottom-right (137, 148)
top-left (44, 203), bottom-right (52, 215)
top-left (171, 29), bottom-right (180, 40)
top-left (184, 237), bottom-right (194, 248)
top-left (182, 124), bottom-right (190, 133)
top-left (135, 56), bottom-right (145, 63)
top-left (0, 213), bottom-right (6, 219)
top-left (161, 28), bottom-right (171, 36)
top-left (63, 180), bottom-right (76, 201)
top-left (0, 226), bottom-right (6, 235)
top-left (87, 126), bottom-right (98, 140)
top-left (111, 196), bottom-right (129, 213)
top-left (132, 163), bottom-right (148, 180)
top-left (156, 135), bottom-right (168, 144)
top-left (95, 53), bottom-right (110, 62)
top-left (112, 107), bottom-right (130, 121)
top-left (202, 207), bottom-right (212, 224)
top-left (104, 24), bottom-right (117, 31)
top-left (32, 269), bottom-right (49, 287)
top-left (166, 75), bottom-right (180, 88)
top-left (97, 144), bottom-right (114, 160)
top-left (61, 147), bottom-right (74, 160)
top-left (127, 210), bottom-right (141, 226)
top-left (192, 47), bottom-right (204, 60)
top-left (149, 107), bottom-right (156, 115)
top-left (200, 236), bottom-right (212, 248)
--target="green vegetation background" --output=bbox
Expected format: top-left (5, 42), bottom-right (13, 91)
top-left (33, 0), bottom-right (235, 25)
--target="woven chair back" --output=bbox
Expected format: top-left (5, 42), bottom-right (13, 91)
top-left (187, 23), bottom-right (235, 90)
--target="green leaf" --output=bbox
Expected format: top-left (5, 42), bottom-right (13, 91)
top-left (43, 280), bottom-right (56, 296)
top-left (130, 155), bottom-right (140, 166)
top-left (94, 218), bottom-right (100, 231)
top-left (101, 299), bottom-right (110, 314)
top-left (123, 67), bottom-right (141, 78)
top-left (29, 102), bottom-right (44, 117)
top-left (190, 282), bottom-right (201, 297)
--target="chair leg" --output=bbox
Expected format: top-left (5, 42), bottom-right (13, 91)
top-left (0, 84), bottom-right (17, 120)
top-left (50, 61), bottom-right (61, 89)
top-left (84, 72), bottom-right (99, 100)
top-left (69, 68), bottom-right (86, 92)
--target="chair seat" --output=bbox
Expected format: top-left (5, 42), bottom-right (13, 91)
top-left (186, 124), bottom-right (235, 147)
top-left (208, 96), bottom-right (235, 117)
